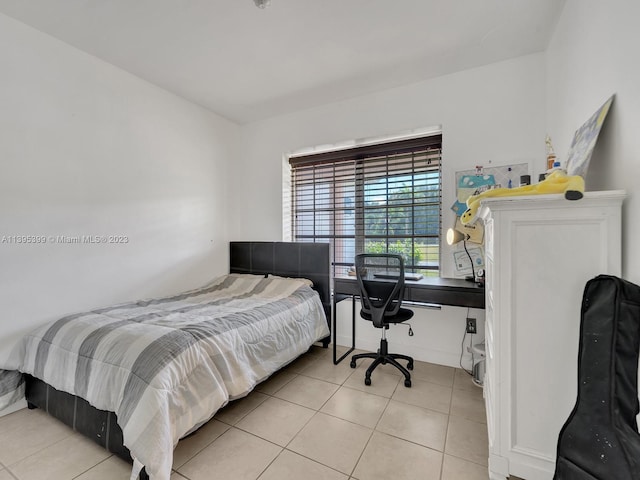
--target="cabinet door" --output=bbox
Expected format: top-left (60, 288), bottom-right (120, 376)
top-left (503, 205), bottom-right (622, 475)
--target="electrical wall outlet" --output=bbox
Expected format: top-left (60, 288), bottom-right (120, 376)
top-left (466, 317), bottom-right (477, 334)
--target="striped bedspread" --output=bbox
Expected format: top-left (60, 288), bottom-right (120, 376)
top-left (0, 274), bottom-right (329, 480)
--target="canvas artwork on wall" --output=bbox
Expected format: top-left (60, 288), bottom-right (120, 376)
top-left (565, 94), bottom-right (614, 178)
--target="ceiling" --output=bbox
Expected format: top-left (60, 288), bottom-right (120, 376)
top-left (0, 0), bottom-right (565, 124)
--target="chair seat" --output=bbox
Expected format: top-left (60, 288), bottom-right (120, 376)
top-left (360, 307), bottom-right (414, 324)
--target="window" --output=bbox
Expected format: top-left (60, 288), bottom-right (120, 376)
top-left (289, 135), bottom-right (442, 277)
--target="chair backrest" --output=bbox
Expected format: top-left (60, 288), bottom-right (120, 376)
top-left (355, 253), bottom-right (406, 328)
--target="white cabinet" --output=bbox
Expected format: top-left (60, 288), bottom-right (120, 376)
top-left (478, 191), bottom-right (625, 480)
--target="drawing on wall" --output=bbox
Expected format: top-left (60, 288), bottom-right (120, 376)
top-left (565, 94), bottom-right (614, 178)
top-left (452, 163), bottom-right (529, 216)
top-left (452, 173), bottom-right (496, 216)
top-left (453, 246), bottom-right (484, 275)
top-left (450, 163), bottom-right (527, 278)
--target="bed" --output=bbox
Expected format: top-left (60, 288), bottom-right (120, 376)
top-left (0, 241), bottom-right (331, 480)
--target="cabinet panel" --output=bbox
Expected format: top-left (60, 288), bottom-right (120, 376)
top-left (484, 370), bottom-right (496, 448)
top-left (485, 218), bottom-right (494, 261)
top-left (510, 220), bottom-right (598, 458)
top-left (478, 191), bottom-right (625, 480)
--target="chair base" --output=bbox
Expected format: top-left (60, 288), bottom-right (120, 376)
top-left (350, 338), bottom-right (413, 387)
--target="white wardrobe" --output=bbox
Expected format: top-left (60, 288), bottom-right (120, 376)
top-left (477, 191), bottom-right (626, 480)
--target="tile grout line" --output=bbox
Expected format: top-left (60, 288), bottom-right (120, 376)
top-left (3, 464), bottom-right (19, 480)
top-left (289, 351), bottom-right (374, 479)
top-left (6, 348), bottom-right (487, 480)
top-left (70, 455), bottom-right (113, 479)
top-left (287, 350), bottom-right (489, 475)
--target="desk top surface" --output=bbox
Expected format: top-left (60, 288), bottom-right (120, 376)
top-left (334, 275), bottom-right (485, 309)
top-left (334, 275), bottom-right (484, 291)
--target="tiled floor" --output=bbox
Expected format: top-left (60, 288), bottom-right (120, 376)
top-left (0, 346), bottom-right (490, 480)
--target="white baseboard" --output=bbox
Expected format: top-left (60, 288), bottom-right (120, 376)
top-left (334, 333), bottom-right (468, 369)
top-left (333, 298), bottom-right (483, 371)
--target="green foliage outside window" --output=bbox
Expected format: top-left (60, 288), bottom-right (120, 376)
top-left (365, 239), bottom-right (422, 267)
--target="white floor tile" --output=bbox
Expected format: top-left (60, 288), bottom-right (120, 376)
top-left (392, 377), bottom-right (453, 414)
top-left (75, 455), bottom-right (132, 480)
top-left (0, 357), bottom-right (492, 480)
top-left (255, 370), bottom-right (298, 395)
top-left (352, 431), bottom-right (442, 480)
top-left (411, 361), bottom-right (456, 387)
top-left (258, 450), bottom-right (348, 480)
top-left (441, 454), bottom-right (490, 480)
top-left (236, 397), bottom-right (315, 447)
top-left (9, 433), bottom-right (110, 480)
top-left (173, 419), bottom-right (230, 468)
top-left (445, 416), bottom-right (489, 466)
top-left (0, 408), bottom-right (74, 466)
top-left (320, 386), bottom-right (388, 429)
top-left (214, 391), bottom-right (269, 425)
top-left (376, 400), bottom-right (448, 451)
top-left (288, 412), bottom-right (372, 474)
top-left (343, 367), bottom-right (401, 398)
top-left (273, 375), bottom-right (339, 410)
top-left (451, 385), bottom-right (487, 424)
top-left (299, 359), bottom-right (354, 385)
top-left (178, 428), bottom-right (281, 480)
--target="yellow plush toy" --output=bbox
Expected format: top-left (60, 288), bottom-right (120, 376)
top-left (460, 170), bottom-right (585, 225)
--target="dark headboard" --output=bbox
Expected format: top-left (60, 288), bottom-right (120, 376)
top-left (229, 241), bottom-right (331, 323)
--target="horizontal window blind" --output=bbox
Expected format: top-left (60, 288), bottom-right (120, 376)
top-left (290, 135), bottom-right (442, 277)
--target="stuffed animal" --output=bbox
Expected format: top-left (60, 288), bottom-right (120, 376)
top-left (460, 170), bottom-right (585, 225)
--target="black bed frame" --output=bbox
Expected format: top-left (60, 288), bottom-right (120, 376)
top-left (229, 241), bottom-right (332, 338)
top-left (25, 241), bottom-right (331, 479)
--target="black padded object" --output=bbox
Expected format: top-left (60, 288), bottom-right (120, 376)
top-left (25, 375), bottom-right (150, 480)
top-left (554, 275), bottom-right (640, 479)
top-left (229, 241), bottom-right (330, 306)
top-left (230, 241), bottom-right (332, 344)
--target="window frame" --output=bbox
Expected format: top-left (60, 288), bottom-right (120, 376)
top-left (289, 134), bottom-right (442, 277)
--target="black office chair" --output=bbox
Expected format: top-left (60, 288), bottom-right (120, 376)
top-left (350, 253), bottom-right (414, 388)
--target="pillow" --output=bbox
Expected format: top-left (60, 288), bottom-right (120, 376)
top-left (267, 274), bottom-right (314, 287)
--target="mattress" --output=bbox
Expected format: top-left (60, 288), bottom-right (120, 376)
top-left (0, 273), bottom-right (329, 480)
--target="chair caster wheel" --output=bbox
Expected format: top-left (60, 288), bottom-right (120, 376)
top-left (350, 360), bottom-right (356, 368)
top-left (407, 362), bottom-right (414, 370)
top-left (365, 377), bottom-right (372, 386)
top-left (404, 379), bottom-right (412, 388)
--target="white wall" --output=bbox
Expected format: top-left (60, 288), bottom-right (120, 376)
top-left (10, 0), bottom-right (634, 390)
top-left (233, 53), bottom-right (547, 367)
top-left (0, 11), bottom-right (238, 402)
top-left (546, 0), bottom-right (640, 284)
